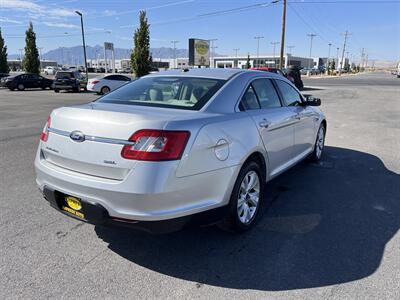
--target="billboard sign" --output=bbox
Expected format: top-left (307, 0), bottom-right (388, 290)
top-left (104, 42), bottom-right (114, 51)
top-left (189, 39), bottom-right (210, 66)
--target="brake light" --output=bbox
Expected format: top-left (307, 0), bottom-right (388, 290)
top-left (121, 130), bottom-right (190, 161)
top-left (91, 80), bottom-right (99, 84)
top-left (40, 116), bottom-right (51, 142)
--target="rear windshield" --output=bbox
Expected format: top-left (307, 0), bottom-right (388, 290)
top-left (56, 72), bottom-right (73, 79)
top-left (96, 76), bottom-right (226, 110)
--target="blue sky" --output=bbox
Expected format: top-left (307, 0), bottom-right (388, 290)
top-left (1, 0), bottom-right (399, 61)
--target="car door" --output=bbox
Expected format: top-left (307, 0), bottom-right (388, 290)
top-left (274, 79), bottom-right (316, 159)
top-left (31, 74), bottom-right (42, 88)
top-left (240, 78), bottom-right (295, 176)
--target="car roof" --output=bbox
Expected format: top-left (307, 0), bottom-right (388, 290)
top-left (145, 68), bottom-right (245, 80)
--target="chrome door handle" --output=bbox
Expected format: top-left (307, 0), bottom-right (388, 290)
top-left (259, 119), bottom-right (271, 128)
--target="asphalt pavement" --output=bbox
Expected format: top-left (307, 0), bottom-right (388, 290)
top-left (0, 72), bottom-right (399, 299)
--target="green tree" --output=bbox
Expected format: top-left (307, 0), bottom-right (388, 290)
top-left (0, 28), bottom-right (9, 73)
top-left (131, 10), bottom-right (151, 77)
top-left (329, 60), bottom-right (335, 71)
top-left (22, 22), bottom-right (40, 74)
top-left (246, 54), bottom-right (251, 69)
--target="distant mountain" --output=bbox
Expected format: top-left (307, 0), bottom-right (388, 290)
top-left (8, 45), bottom-right (225, 65)
top-left (9, 45), bottom-right (223, 65)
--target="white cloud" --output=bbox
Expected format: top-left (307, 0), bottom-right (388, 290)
top-left (0, 17), bottom-right (23, 24)
top-left (0, 0), bottom-right (76, 18)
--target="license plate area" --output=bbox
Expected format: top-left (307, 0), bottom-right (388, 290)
top-left (58, 194), bottom-right (86, 220)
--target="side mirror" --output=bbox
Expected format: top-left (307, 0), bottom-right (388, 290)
top-left (303, 94), bottom-right (321, 106)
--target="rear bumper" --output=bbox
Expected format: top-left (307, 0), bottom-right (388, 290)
top-left (35, 146), bottom-right (239, 223)
top-left (42, 187), bottom-right (227, 233)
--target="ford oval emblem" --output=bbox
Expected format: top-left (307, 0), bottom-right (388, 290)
top-left (70, 131), bottom-right (85, 142)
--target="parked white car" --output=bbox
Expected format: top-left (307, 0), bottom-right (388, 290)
top-left (87, 74), bottom-right (132, 94)
top-left (35, 69), bottom-right (326, 233)
top-left (43, 66), bottom-right (59, 75)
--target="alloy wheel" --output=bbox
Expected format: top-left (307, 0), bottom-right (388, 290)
top-left (237, 170), bottom-right (260, 224)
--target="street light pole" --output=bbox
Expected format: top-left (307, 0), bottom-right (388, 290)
top-left (233, 48), bottom-right (239, 67)
top-left (171, 40), bottom-right (179, 69)
top-left (254, 36), bottom-right (264, 67)
top-left (75, 10), bottom-right (88, 80)
top-left (38, 47), bottom-right (43, 71)
top-left (336, 47), bottom-right (339, 70)
top-left (271, 42), bottom-right (280, 67)
top-left (326, 43), bottom-right (332, 75)
top-left (307, 33), bottom-right (316, 70)
top-left (209, 39), bottom-right (218, 68)
top-left (286, 45), bottom-right (294, 66)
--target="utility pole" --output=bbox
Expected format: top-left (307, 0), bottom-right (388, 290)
top-left (208, 38), bottom-right (217, 68)
top-left (307, 33), bottom-right (317, 70)
top-left (254, 36), bottom-right (264, 67)
top-left (75, 11), bottom-right (88, 80)
top-left (271, 41), bottom-right (280, 67)
top-left (338, 30), bottom-right (351, 76)
top-left (18, 49), bottom-right (23, 61)
top-left (326, 43), bottom-right (332, 75)
top-left (279, 0), bottom-right (287, 69)
top-left (171, 40), bottom-right (179, 69)
top-left (286, 45), bottom-right (294, 66)
top-left (365, 53), bottom-right (369, 69)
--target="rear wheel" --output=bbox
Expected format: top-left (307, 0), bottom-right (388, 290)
top-left (101, 86), bottom-right (110, 94)
top-left (310, 124), bottom-right (325, 162)
top-left (219, 160), bottom-right (264, 232)
top-left (17, 83), bottom-right (25, 91)
top-left (54, 89), bottom-right (59, 93)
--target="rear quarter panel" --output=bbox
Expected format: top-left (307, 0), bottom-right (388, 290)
top-left (168, 113), bottom-right (266, 178)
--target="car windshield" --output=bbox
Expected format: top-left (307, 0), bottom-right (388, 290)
top-left (56, 72), bottom-right (73, 79)
top-left (97, 76), bottom-right (226, 110)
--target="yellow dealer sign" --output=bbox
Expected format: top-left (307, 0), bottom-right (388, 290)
top-left (189, 39), bottom-right (210, 66)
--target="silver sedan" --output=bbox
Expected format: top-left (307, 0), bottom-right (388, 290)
top-left (35, 68), bottom-right (326, 233)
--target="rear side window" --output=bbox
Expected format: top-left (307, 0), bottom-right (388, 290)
top-left (97, 76), bottom-right (226, 110)
top-left (252, 79), bottom-right (282, 108)
top-left (275, 80), bottom-right (303, 106)
top-left (240, 85), bottom-right (260, 110)
top-left (56, 72), bottom-right (73, 79)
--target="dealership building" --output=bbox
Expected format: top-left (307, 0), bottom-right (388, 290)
top-left (213, 54), bottom-right (316, 69)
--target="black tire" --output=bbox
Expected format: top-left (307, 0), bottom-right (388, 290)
top-left (17, 83), bottom-right (25, 91)
top-left (101, 86), bottom-right (110, 95)
top-left (54, 89), bottom-right (59, 93)
top-left (310, 123), bottom-right (326, 162)
top-left (9, 88), bottom-right (15, 91)
top-left (219, 160), bottom-right (265, 233)
top-left (73, 87), bottom-right (80, 93)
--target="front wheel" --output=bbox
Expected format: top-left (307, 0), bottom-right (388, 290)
top-left (17, 83), bottom-right (25, 91)
top-left (219, 160), bottom-right (264, 232)
top-left (310, 124), bottom-right (326, 162)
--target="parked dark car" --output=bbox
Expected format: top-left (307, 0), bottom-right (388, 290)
top-left (250, 66), bottom-right (304, 90)
top-left (54, 71), bottom-right (87, 93)
top-left (4, 73), bottom-right (53, 91)
top-left (0, 73), bottom-right (9, 80)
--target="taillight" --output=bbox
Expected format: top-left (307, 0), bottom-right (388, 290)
top-left (91, 80), bottom-right (99, 84)
top-left (40, 116), bottom-right (51, 142)
top-left (121, 130), bottom-right (190, 161)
